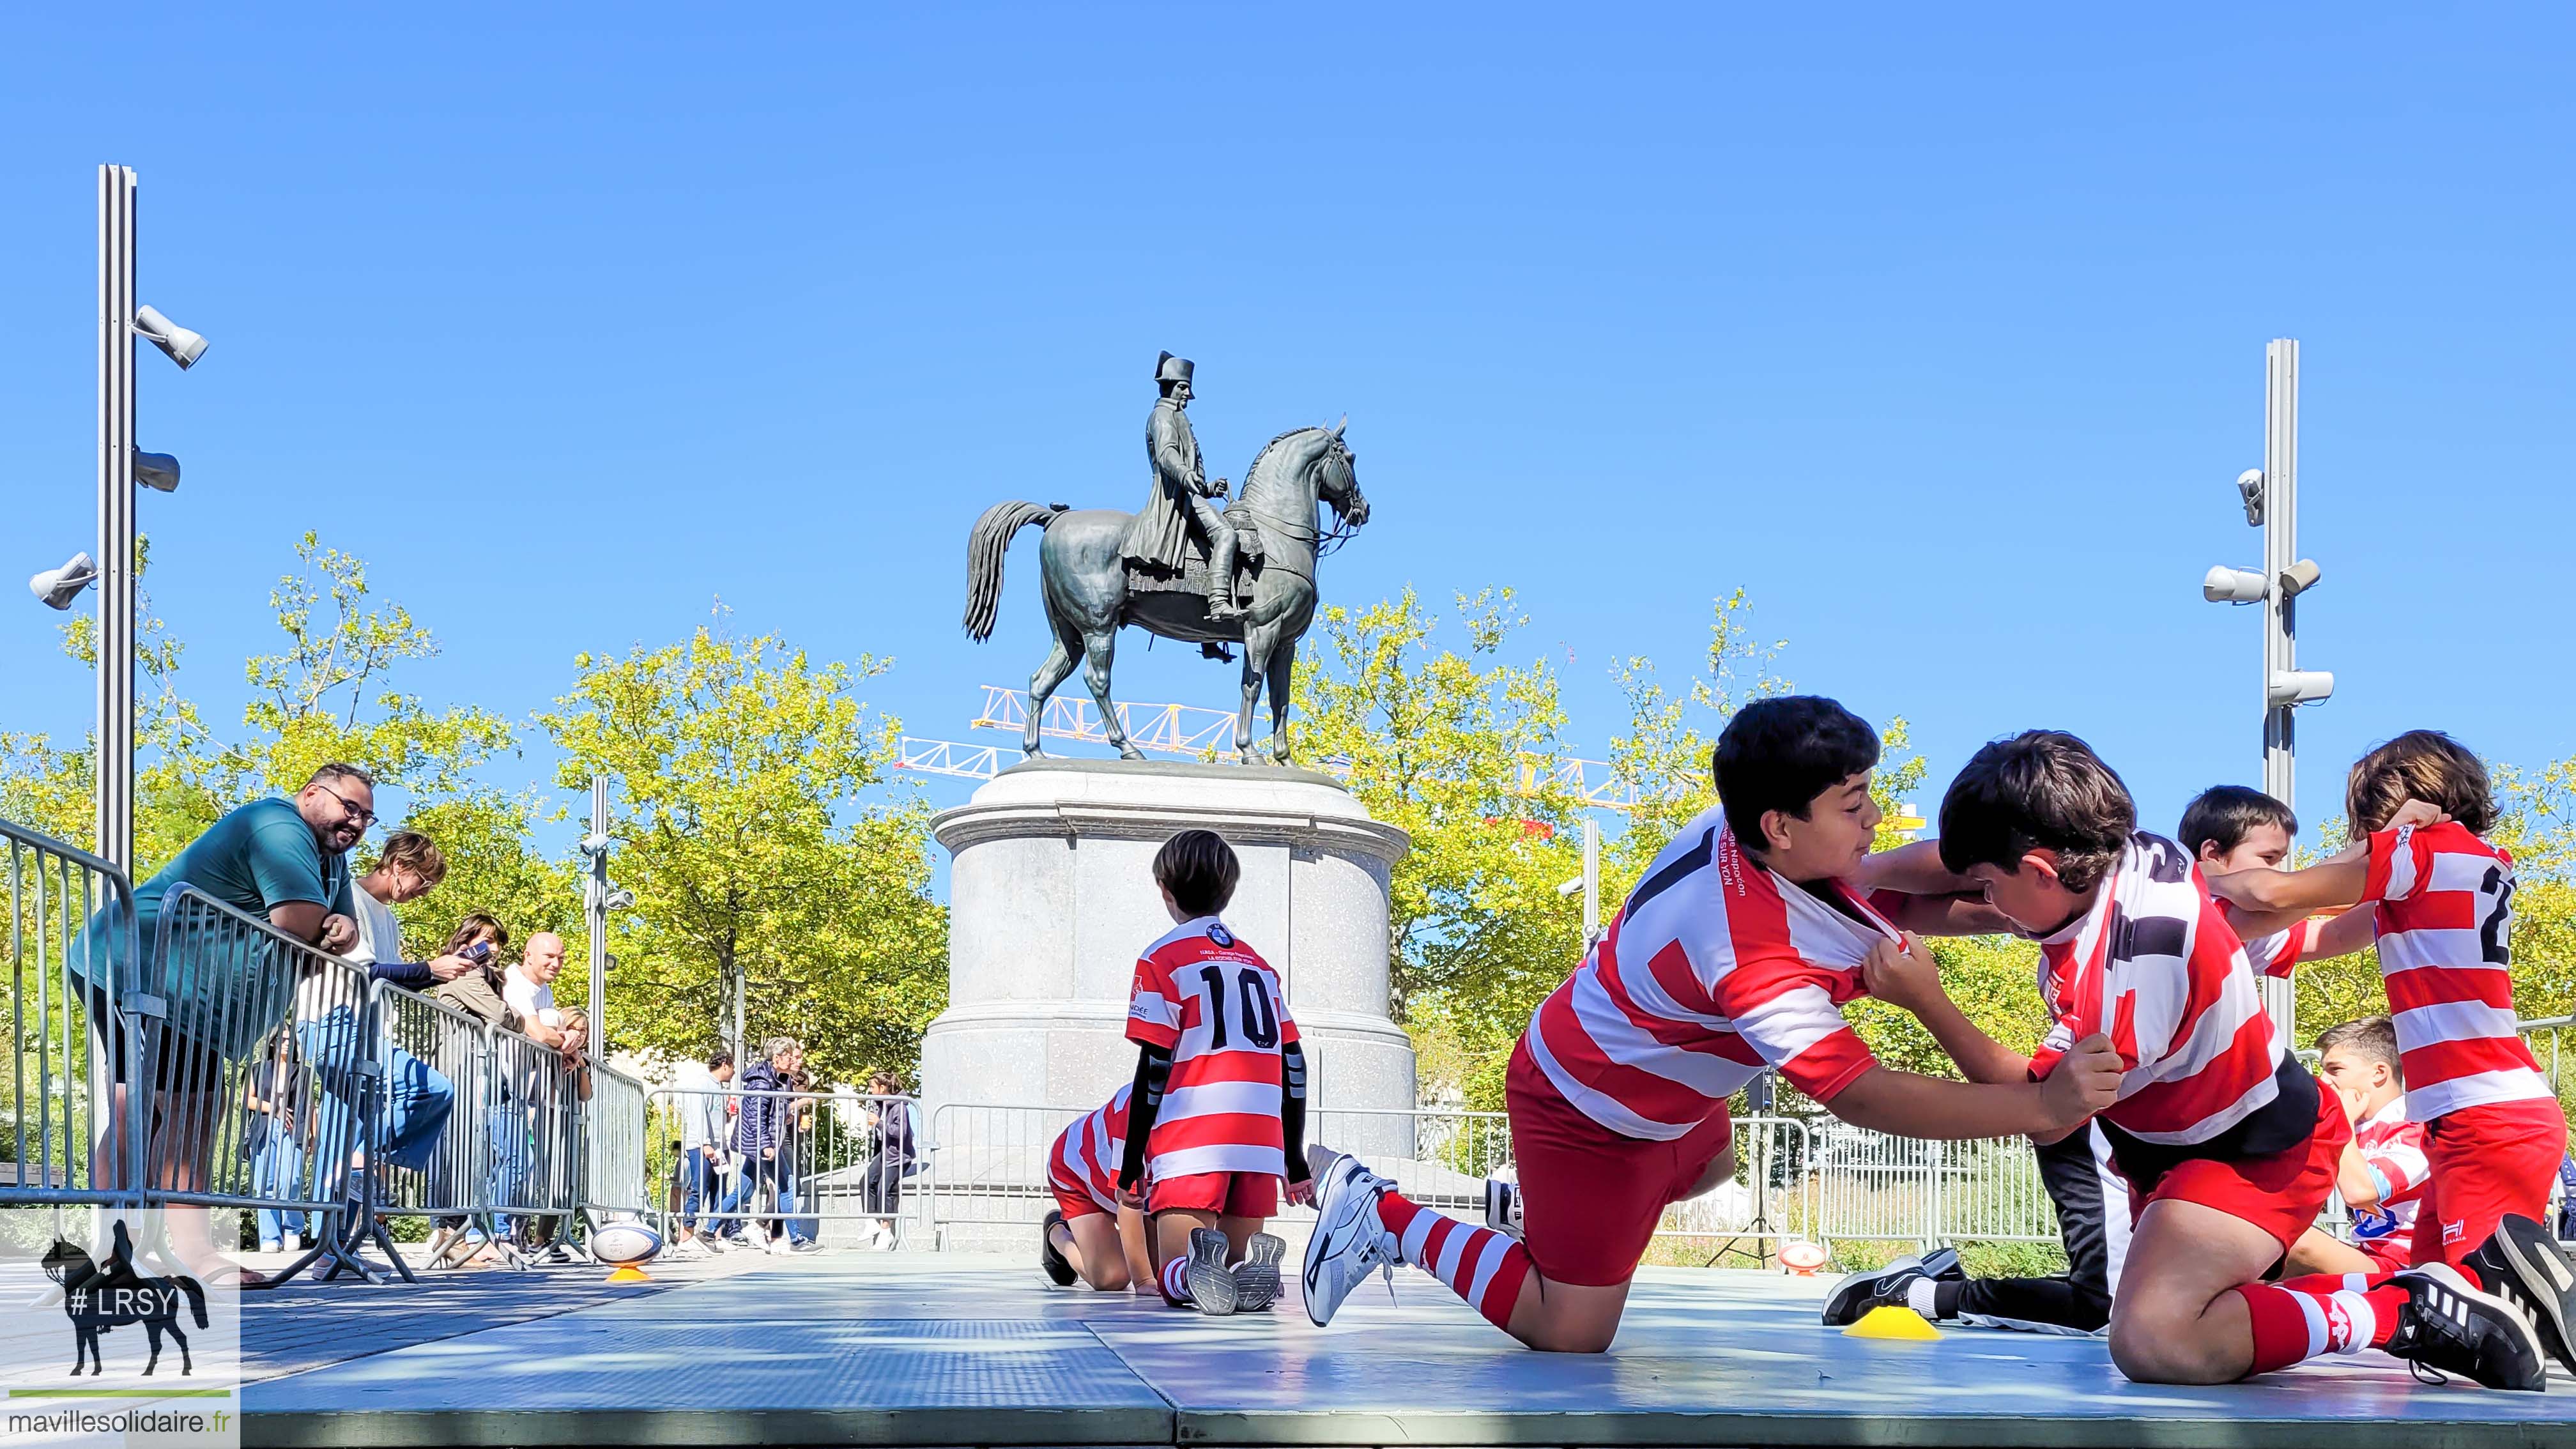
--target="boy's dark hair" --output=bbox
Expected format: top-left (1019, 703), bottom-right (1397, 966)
top-left (2177, 785), bottom-right (2297, 860)
top-left (1153, 829), bottom-right (1241, 917)
top-left (2315, 1015), bottom-right (2402, 1080)
top-left (706, 1048), bottom-right (733, 1071)
top-left (1712, 696), bottom-right (1880, 849)
top-left (1938, 730), bottom-right (2136, 894)
top-left (2346, 730), bottom-right (2494, 837)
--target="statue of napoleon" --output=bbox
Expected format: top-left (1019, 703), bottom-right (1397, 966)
top-left (963, 353), bottom-right (1369, 765)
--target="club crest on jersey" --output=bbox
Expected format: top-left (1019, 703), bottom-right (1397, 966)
top-left (1207, 924), bottom-right (1235, 948)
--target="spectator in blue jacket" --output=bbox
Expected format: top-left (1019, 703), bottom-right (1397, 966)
top-left (728, 1036), bottom-right (804, 1250)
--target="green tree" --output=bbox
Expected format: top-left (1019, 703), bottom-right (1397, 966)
top-left (540, 621), bottom-right (947, 1086)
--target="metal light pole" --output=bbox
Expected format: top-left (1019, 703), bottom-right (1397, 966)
top-left (2203, 339), bottom-right (2332, 1044)
top-left (577, 774), bottom-right (638, 1065)
top-left (83, 163), bottom-right (204, 873)
top-left (96, 166), bottom-right (137, 873)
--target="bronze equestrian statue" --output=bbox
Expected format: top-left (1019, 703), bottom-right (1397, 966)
top-left (963, 353), bottom-right (1369, 765)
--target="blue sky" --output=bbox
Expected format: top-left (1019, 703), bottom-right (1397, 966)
top-left (4, 6), bottom-right (2571, 868)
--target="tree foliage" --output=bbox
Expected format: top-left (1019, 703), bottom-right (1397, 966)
top-left (540, 622), bottom-right (947, 1086)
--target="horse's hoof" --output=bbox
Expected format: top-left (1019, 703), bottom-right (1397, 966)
top-left (1119, 750), bottom-right (1147, 763)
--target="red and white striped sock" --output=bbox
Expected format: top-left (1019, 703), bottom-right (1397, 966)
top-left (1159, 1255), bottom-right (1191, 1304)
top-left (1374, 1189), bottom-right (1529, 1331)
top-left (2234, 1271), bottom-right (2405, 1374)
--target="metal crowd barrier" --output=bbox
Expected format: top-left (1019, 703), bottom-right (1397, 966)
top-left (645, 1087), bottom-right (926, 1250)
top-left (371, 981), bottom-right (487, 1230)
top-left (144, 886), bottom-right (374, 1284)
top-left (3, 820), bottom-right (142, 1204)
top-left (585, 1064), bottom-right (650, 1215)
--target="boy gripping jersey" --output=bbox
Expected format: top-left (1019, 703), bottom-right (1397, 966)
top-left (2032, 835), bottom-right (2294, 1148)
top-left (1048, 1085), bottom-right (1133, 1218)
top-left (1524, 804), bottom-right (1903, 1141)
top-left (1125, 916), bottom-right (1299, 1181)
top-left (2349, 1094), bottom-right (2431, 1266)
top-left (2361, 821), bottom-right (2549, 1121)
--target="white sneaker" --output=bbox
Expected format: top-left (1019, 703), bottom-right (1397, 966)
top-left (1300, 1144), bottom-right (1400, 1327)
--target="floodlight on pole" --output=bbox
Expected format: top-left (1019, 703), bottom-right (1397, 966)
top-left (30, 552), bottom-right (99, 610)
top-left (2197, 341), bottom-right (2324, 1048)
top-left (2202, 566), bottom-right (2267, 604)
top-left (134, 450), bottom-right (180, 493)
top-left (132, 303), bottom-right (206, 369)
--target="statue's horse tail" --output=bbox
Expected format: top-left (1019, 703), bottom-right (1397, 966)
top-left (963, 501), bottom-right (1066, 641)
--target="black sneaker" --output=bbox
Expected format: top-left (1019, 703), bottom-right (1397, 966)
top-left (1822, 1255), bottom-right (1932, 1327)
top-left (1039, 1209), bottom-right (1077, 1287)
top-left (2386, 1264), bottom-right (2546, 1392)
top-left (1920, 1246), bottom-right (1965, 1283)
top-left (2467, 1214), bottom-right (2576, 1378)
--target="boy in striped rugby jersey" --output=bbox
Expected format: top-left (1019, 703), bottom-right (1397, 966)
top-left (1118, 830), bottom-right (1312, 1314)
top-left (2209, 730), bottom-right (2576, 1380)
top-left (1039, 1084), bottom-right (1156, 1292)
top-left (1918, 732), bottom-right (2543, 1390)
top-left (1301, 697), bottom-right (2125, 1352)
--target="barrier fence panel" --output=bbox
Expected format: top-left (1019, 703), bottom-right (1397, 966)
top-left (924, 1102), bottom-right (1081, 1251)
top-left (140, 887), bottom-right (376, 1283)
top-left (2, 820), bottom-right (141, 1204)
top-left (1657, 1116), bottom-right (1818, 1264)
top-left (646, 1087), bottom-right (925, 1250)
top-left (584, 1063), bottom-right (649, 1216)
top-left (370, 981), bottom-right (487, 1225)
top-left (484, 1025), bottom-right (583, 1230)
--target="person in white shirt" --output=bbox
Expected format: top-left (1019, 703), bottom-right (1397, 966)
top-left (301, 833), bottom-right (468, 1229)
top-left (675, 1048), bottom-right (737, 1243)
top-left (502, 931), bottom-right (591, 1259)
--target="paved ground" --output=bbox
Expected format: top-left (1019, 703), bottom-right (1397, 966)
top-left (240, 1252), bottom-right (2576, 1448)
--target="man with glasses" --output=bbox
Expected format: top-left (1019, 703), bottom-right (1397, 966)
top-left (73, 762), bottom-right (378, 1285)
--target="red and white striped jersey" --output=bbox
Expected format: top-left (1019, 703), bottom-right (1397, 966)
top-left (2238, 917), bottom-right (2318, 980)
top-left (1048, 1084), bottom-right (1133, 1215)
top-left (1522, 806), bottom-right (1898, 1142)
top-left (2349, 1093), bottom-right (2430, 1257)
top-left (2363, 822), bottom-right (2549, 1121)
top-left (1124, 916), bottom-right (1299, 1180)
top-left (2032, 835), bottom-right (2289, 1147)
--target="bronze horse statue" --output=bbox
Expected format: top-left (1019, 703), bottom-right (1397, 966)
top-left (963, 423), bottom-right (1367, 765)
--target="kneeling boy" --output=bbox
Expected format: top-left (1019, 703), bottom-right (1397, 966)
top-left (1931, 731), bottom-right (2544, 1390)
top-left (1301, 696), bottom-right (2124, 1352)
top-left (1040, 1084), bottom-right (1156, 1291)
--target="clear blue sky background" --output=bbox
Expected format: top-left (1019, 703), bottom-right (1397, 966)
top-left (4, 6), bottom-right (2570, 871)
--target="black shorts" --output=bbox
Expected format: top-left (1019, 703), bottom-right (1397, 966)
top-left (82, 981), bottom-right (226, 1091)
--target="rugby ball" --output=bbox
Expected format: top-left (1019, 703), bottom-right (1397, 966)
top-left (590, 1222), bottom-right (664, 1266)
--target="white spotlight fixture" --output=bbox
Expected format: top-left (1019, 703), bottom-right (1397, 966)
top-left (134, 450), bottom-right (181, 493)
top-left (30, 551), bottom-right (100, 610)
top-left (133, 303), bottom-right (207, 369)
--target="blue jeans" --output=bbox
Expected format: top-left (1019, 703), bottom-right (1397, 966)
top-left (486, 1103), bottom-right (529, 1213)
top-left (252, 1135), bottom-right (313, 1247)
top-left (678, 1146), bottom-right (717, 1230)
top-left (299, 1008), bottom-right (457, 1194)
top-left (779, 1170), bottom-right (817, 1245)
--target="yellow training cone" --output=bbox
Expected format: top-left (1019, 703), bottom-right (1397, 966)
top-left (1842, 1305), bottom-right (1940, 1341)
top-left (605, 1264), bottom-right (652, 1284)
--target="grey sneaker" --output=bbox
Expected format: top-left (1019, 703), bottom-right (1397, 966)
top-left (1233, 1232), bottom-right (1286, 1312)
top-left (1184, 1227), bottom-right (1239, 1315)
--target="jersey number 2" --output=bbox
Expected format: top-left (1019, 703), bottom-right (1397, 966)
top-left (1197, 964), bottom-right (1280, 1049)
top-left (2478, 865), bottom-right (2515, 967)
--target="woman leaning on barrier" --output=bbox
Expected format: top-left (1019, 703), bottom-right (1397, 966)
top-left (859, 1071), bottom-right (918, 1251)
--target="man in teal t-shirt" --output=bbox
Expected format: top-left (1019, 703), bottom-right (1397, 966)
top-left (79, 763), bottom-right (374, 1059)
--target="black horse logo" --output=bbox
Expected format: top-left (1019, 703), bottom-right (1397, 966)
top-left (38, 1221), bottom-right (208, 1377)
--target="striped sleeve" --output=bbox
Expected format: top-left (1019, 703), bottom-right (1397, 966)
top-left (1712, 953), bottom-right (1877, 1102)
top-left (1125, 952), bottom-right (1182, 1050)
top-left (2242, 917), bottom-right (2315, 979)
top-left (2363, 1125), bottom-right (2432, 1208)
top-left (2363, 824), bottom-right (2430, 904)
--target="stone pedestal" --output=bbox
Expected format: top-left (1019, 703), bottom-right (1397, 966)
top-left (919, 759), bottom-right (1416, 1245)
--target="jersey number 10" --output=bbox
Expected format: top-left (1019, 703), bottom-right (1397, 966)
top-left (1197, 963), bottom-right (1280, 1050)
